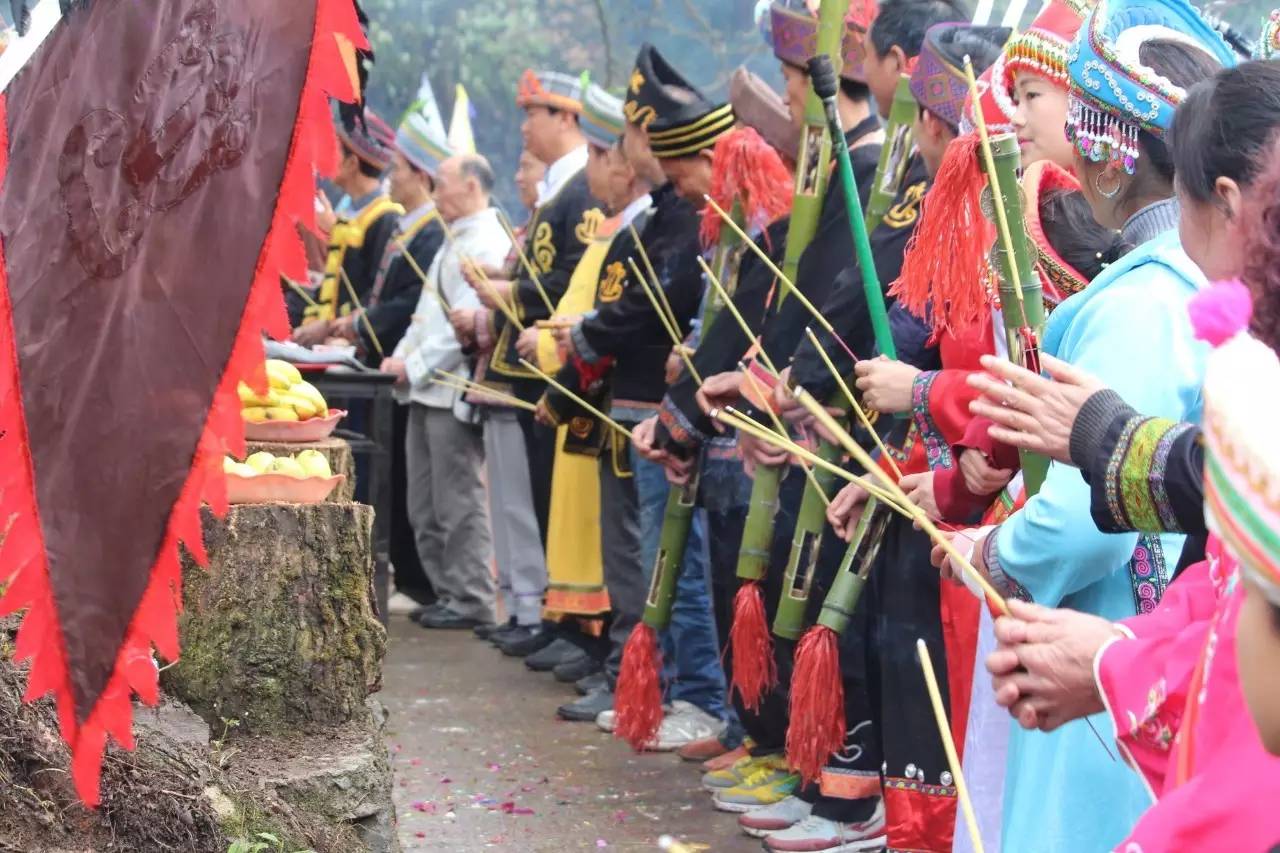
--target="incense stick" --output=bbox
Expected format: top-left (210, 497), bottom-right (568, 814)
top-left (626, 257), bottom-right (702, 385)
top-left (714, 406), bottom-right (912, 516)
top-left (432, 370), bottom-right (537, 412)
top-left (338, 267), bottom-right (384, 358)
top-left (628, 225), bottom-right (682, 340)
top-left (396, 236), bottom-right (452, 311)
top-left (517, 358), bottom-right (633, 440)
top-left (439, 216), bottom-right (524, 329)
top-left (702, 195), bottom-right (855, 363)
top-left (495, 208), bottom-right (556, 314)
top-left (917, 638), bottom-right (986, 853)
top-left (286, 278), bottom-right (319, 308)
top-left (803, 327), bottom-right (903, 480)
top-left (792, 386), bottom-right (1010, 615)
top-left (696, 256), bottom-right (780, 378)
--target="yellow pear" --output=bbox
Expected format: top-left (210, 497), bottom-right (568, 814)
top-left (245, 451), bottom-right (276, 474)
top-left (232, 462), bottom-right (260, 478)
top-left (265, 359), bottom-right (303, 390)
top-left (223, 456), bottom-right (239, 474)
top-left (296, 449), bottom-right (332, 478)
top-left (271, 456), bottom-right (307, 479)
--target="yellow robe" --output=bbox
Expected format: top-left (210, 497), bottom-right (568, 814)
top-left (538, 220), bottom-right (618, 617)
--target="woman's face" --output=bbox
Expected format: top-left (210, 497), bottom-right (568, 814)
top-left (1237, 575), bottom-right (1280, 756)
top-left (1013, 73), bottom-right (1074, 171)
top-left (1176, 174), bottom-right (1246, 282)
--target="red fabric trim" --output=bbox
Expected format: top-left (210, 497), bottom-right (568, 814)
top-left (938, 574), bottom-right (980, 758)
top-left (0, 0), bottom-right (366, 805)
top-left (883, 777), bottom-right (958, 853)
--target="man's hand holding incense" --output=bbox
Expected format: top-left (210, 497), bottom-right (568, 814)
top-left (967, 353), bottom-right (1103, 465)
top-left (330, 312), bottom-right (360, 343)
top-left (696, 372), bottom-right (744, 424)
top-left (534, 396), bottom-right (557, 428)
top-left (516, 326), bottom-right (540, 362)
top-left (738, 430), bottom-right (789, 477)
top-left (987, 599), bottom-right (1122, 732)
top-left (854, 356), bottom-right (920, 415)
top-left (827, 482), bottom-right (869, 541)
top-left (292, 318), bottom-right (332, 347)
top-left (380, 357), bottom-right (407, 385)
top-left (448, 308), bottom-right (477, 346)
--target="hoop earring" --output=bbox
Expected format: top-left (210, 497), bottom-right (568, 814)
top-left (1095, 171), bottom-right (1122, 200)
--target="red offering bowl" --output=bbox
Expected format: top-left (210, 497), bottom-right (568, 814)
top-left (224, 472), bottom-right (346, 505)
top-left (242, 409), bottom-right (346, 443)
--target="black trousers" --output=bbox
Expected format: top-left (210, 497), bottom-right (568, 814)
top-left (517, 409), bottom-right (557, 548)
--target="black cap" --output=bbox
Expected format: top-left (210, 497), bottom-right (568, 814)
top-left (624, 43), bottom-right (735, 159)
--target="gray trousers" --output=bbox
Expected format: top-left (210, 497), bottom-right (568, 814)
top-left (484, 410), bottom-right (548, 625)
top-left (405, 404), bottom-right (494, 620)
top-left (599, 455), bottom-right (645, 685)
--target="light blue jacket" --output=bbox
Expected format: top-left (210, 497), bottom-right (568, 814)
top-left (996, 229), bottom-right (1209, 852)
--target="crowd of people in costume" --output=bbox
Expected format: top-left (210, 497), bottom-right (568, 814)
top-left (286, 0), bottom-right (1280, 849)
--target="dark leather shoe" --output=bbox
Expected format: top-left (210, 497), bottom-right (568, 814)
top-left (574, 671), bottom-right (608, 696)
top-left (496, 625), bottom-right (552, 657)
top-left (525, 639), bottom-right (586, 672)
top-left (555, 653), bottom-right (601, 683)
top-left (557, 688), bottom-right (613, 722)
top-left (474, 618), bottom-right (515, 640)
top-left (486, 622), bottom-right (523, 645)
top-left (412, 601), bottom-right (452, 625)
top-left (419, 609), bottom-right (492, 630)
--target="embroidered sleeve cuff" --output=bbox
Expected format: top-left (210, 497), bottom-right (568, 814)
top-left (1070, 389), bottom-right (1136, 472)
top-left (911, 370), bottom-right (953, 471)
top-left (984, 529), bottom-right (1033, 603)
top-left (658, 395), bottom-right (708, 451)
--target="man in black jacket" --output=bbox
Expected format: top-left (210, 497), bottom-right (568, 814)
top-left (546, 46), bottom-right (732, 740)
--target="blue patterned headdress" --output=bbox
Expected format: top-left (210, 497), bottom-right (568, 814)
top-left (1065, 0), bottom-right (1237, 175)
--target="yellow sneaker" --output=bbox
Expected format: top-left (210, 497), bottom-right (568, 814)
top-left (711, 758), bottom-right (800, 813)
top-left (701, 753), bottom-right (780, 791)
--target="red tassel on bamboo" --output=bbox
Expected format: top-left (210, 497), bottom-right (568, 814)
top-left (889, 134), bottom-right (995, 342)
top-left (729, 581), bottom-right (776, 711)
top-left (614, 624), bottom-right (665, 750)
top-left (785, 626), bottom-right (845, 783)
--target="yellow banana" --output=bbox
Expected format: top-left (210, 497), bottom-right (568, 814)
top-left (279, 392), bottom-right (318, 420)
top-left (266, 359), bottom-right (302, 390)
top-left (289, 380), bottom-right (327, 414)
top-left (242, 406), bottom-right (269, 422)
top-left (263, 406), bottom-right (300, 422)
top-left (238, 382), bottom-right (280, 408)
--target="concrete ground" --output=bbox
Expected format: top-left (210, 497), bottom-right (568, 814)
top-left (378, 618), bottom-right (762, 853)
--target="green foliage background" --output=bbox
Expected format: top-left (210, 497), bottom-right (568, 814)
top-left (358, 0), bottom-right (1278, 210)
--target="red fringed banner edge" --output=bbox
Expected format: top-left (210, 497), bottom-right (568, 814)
top-left (0, 0), bottom-right (366, 806)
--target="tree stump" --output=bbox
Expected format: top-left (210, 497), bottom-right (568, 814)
top-left (165, 503), bottom-right (386, 735)
top-left (245, 436), bottom-right (356, 502)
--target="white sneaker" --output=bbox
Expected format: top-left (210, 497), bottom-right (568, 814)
top-left (596, 709), bottom-right (616, 732)
top-left (762, 801), bottom-right (886, 852)
top-left (386, 591), bottom-right (419, 616)
top-left (738, 796), bottom-right (813, 838)
top-left (650, 700), bottom-right (725, 751)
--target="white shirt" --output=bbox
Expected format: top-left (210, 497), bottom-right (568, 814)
top-left (617, 192), bottom-right (652, 230)
top-left (393, 206), bottom-right (513, 410)
top-left (535, 144), bottom-right (589, 207)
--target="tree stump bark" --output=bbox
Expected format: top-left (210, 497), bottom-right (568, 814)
top-left (165, 503), bottom-right (386, 735)
top-left (245, 436), bottom-right (356, 502)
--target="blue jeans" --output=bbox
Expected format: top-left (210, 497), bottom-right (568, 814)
top-left (631, 447), bottom-right (728, 721)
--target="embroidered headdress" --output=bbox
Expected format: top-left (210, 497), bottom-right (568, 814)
top-left (1196, 282), bottom-right (1280, 601)
top-left (909, 23), bottom-right (1013, 131)
top-left (516, 69), bottom-right (585, 114)
top-left (729, 66), bottom-right (801, 162)
top-left (396, 88), bottom-right (453, 176)
top-left (995, 0), bottom-right (1095, 121)
top-left (580, 74), bottom-right (625, 150)
top-left (625, 43), bottom-right (736, 159)
top-left (1022, 160), bottom-right (1092, 308)
top-left (1257, 9), bottom-right (1280, 59)
top-left (338, 107), bottom-right (396, 172)
top-left (761, 0), bottom-right (879, 82)
top-left (1064, 0), bottom-right (1237, 175)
